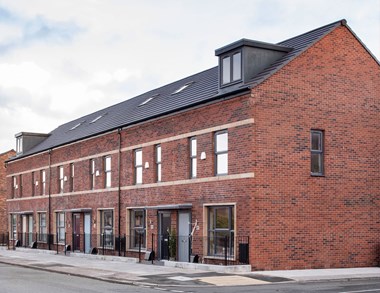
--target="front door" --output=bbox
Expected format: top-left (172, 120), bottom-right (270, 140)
top-left (22, 215), bottom-right (27, 246)
top-left (178, 211), bottom-right (191, 262)
top-left (158, 212), bottom-right (171, 260)
top-left (22, 215), bottom-right (33, 246)
top-left (84, 213), bottom-right (91, 253)
top-left (73, 214), bottom-right (81, 251)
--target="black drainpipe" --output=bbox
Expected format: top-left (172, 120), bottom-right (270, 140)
top-left (48, 149), bottom-right (52, 250)
top-left (117, 128), bottom-right (122, 256)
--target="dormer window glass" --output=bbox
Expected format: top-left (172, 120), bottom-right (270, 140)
top-left (221, 51), bottom-right (241, 85)
top-left (16, 136), bottom-right (23, 154)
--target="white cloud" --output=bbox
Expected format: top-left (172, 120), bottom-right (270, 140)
top-left (0, 0), bottom-right (379, 153)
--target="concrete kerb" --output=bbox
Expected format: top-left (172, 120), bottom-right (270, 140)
top-left (162, 260), bottom-right (252, 273)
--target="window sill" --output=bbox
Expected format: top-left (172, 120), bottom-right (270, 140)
top-left (203, 255), bottom-right (235, 261)
top-left (127, 248), bottom-right (147, 253)
top-left (310, 173), bottom-right (325, 177)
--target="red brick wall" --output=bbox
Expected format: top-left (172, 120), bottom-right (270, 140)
top-left (0, 150), bottom-right (16, 232)
top-left (250, 26), bottom-right (380, 270)
top-left (5, 25), bottom-right (379, 270)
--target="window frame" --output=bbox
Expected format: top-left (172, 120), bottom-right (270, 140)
top-left (104, 156), bottom-right (112, 188)
top-left (129, 209), bottom-right (146, 250)
top-left (19, 174), bottom-right (23, 197)
top-left (190, 137), bottom-right (197, 178)
top-left (134, 149), bottom-right (143, 185)
top-left (16, 136), bottom-right (23, 154)
top-left (100, 209), bottom-right (114, 249)
top-left (207, 205), bottom-right (235, 258)
top-left (11, 214), bottom-right (17, 240)
top-left (41, 170), bottom-right (46, 195)
top-left (12, 176), bottom-right (16, 198)
top-left (70, 163), bottom-right (74, 192)
top-left (310, 130), bottom-right (324, 176)
top-left (220, 50), bottom-right (242, 86)
top-left (31, 171), bottom-right (35, 197)
top-left (90, 159), bottom-right (96, 190)
top-left (215, 131), bottom-right (228, 176)
top-left (38, 213), bottom-right (47, 242)
top-left (56, 212), bottom-right (65, 244)
top-left (156, 145), bottom-right (162, 182)
top-left (58, 166), bottom-right (64, 193)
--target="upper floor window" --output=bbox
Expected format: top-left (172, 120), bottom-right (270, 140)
top-left (221, 51), bottom-right (241, 85)
top-left (190, 137), bottom-right (197, 178)
top-left (12, 176), bottom-right (16, 198)
top-left (156, 145), bottom-right (161, 182)
top-left (134, 149), bottom-right (143, 184)
top-left (19, 174), bottom-right (23, 197)
top-left (41, 170), bottom-right (46, 195)
top-left (31, 171), bottom-right (35, 197)
top-left (16, 136), bottom-right (23, 154)
top-left (215, 131), bottom-right (228, 175)
top-left (58, 166), bottom-right (64, 193)
top-left (70, 163), bottom-right (74, 192)
top-left (104, 156), bottom-right (111, 188)
top-left (90, 159), bottom-right (96, 189)
top-left (311, 130), bottom-right (324, 176)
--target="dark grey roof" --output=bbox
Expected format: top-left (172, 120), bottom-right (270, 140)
top-left (10, 19), bottom-right (347, 161)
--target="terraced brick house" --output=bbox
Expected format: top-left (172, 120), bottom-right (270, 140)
top-left (5, 19), bottom-right (379, 270)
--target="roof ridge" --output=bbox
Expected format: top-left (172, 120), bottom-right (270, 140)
top-left (278, 19), bottom-right (345, 45)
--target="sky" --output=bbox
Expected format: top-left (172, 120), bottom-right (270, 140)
top-left (0, 0), bottom-right (379, 153)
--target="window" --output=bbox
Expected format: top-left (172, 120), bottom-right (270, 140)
top-left (139, 94), bottom-right (159, 106)
top-left (56, 212), bottom-right (65, 243)
top-left (70, 163), bottom-right (74, 192)
top-left (12, 176), bottom-right (16, 198)
top-left (69, 120), bottom-right (85, 130)
top-left (41, 170), bottom-right (46, 195)
top-left (100, 210), bottom-right (114, 248)
top-left (190, 137), bottom-right (197, 178)
top-left (19, 174), bottom-right (23, 197)
top-left (90, 113), bottom-right (107, 124)
top-left (311, 130), bottom-right (324, 176)
top-left (90, 159), bottom-right (96, 189)
top-left (16, 136), bottom-right (23, 154)
top-left (11, 214), bottom-right (17, 240)
top-left (31, 172), bottom-right (35, 197)
top-left (58, 166), bottom-right (64, 193)
top-left (134, 149), bottom-right (143, 184)
top-left (38, 213), bottom-right (47, 242)
top-left (129, 209), bottom-right (146, 249)
top-left (221, 52), bottom-right (241, 85)
top-left (104, 156), bottom-right (111, 188)
top-left (208, 206), bottom-right (235, 257)
top-left (215, 131), bottom-right (228, 175)
top-left (156, 145), bottom-right (161, 182)
top-left (171, 82), bottom-right (194, 95)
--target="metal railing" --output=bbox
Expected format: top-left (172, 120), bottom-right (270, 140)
top-left (0, 231), bottom-right (249, 266)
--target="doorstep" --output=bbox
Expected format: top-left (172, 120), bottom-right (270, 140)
top-left (162, 260), bottom-right (252, 273)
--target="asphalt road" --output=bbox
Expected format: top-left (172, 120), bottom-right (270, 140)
top-left (1, 262), bottom-right (380, 293)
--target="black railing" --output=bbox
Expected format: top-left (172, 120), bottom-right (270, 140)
top-left (0, 231), bottom-right (249, 266)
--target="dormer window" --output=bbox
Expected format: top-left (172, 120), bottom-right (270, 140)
top-left (221, 51), bottom-right (241, 85)
top-left (16, 136), bottom-right (23, 154)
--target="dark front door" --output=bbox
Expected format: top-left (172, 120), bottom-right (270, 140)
top-left (73, 214), bottom-right (81, 251)
top-left (158, 212), bottom-right (171, 260)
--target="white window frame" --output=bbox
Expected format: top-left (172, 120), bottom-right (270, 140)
top-left (190, 137), bottom-right (197, 178)
top-left (156, 145), bottom-right (161, 182)
top-left (215, 131), bottom-right (228, 175)
top-left (104, 156), bottom-right (111, 188)
top-left (56, 212), bottom-right (65, 244)
top-left (90, 159), bottom-right (96, 189)
top-left (58, 166), bottom-right (64, 193)
top-left (134, 149), bottom-right (143, 184)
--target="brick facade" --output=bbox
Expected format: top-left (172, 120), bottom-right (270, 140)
top-left (5, 24), bottom-right (380, 270)
top-left (0, 150), bottom-right (15, 232)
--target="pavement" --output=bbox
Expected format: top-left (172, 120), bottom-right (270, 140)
top-left (0, 246), bottom-right (379, 288)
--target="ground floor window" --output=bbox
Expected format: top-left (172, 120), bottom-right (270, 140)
top-left (56, 212), bottom-right (65, 243)
top-left (129, 209), bottom-right (146, 249)
top-left (100, 210), bottom-right (114, 248)
top-left (38, 213), bottom-right (47, 242)
top-left (207, 205), bottom-right (235, 257)
top-left (11, 214), bottom-right (17, 240)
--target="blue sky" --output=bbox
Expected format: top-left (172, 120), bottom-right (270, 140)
top-left (0, 0), bottom-right (379, 153)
